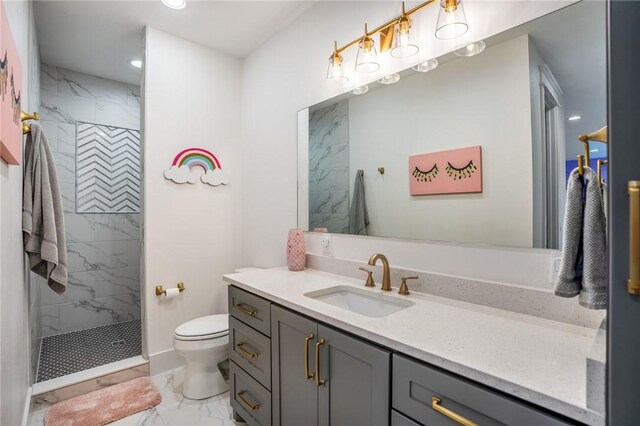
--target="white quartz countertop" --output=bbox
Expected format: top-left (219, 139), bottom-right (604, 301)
top-left (223, 268), bottom-right (604, 426)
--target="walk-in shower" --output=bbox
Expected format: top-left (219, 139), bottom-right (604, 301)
top-left (32, 65), bottom-right (142, 383)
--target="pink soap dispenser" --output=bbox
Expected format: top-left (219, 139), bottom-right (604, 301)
top-left (287, 229), bottom-right (306, 271)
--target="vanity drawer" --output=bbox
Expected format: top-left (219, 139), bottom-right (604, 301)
top-left (231, 360), bottom-right (272, 426)
top-left (391, 410), bottom-right (422, 426)
top-left (230, 316), bottom-right (271, 390)
top-left (229, 286), bottom-right (271, 336)
top-left (392, 354), bottom-right (570, 426)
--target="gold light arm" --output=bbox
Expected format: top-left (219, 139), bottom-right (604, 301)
top-left (334, 0), bottom-right (437, 55)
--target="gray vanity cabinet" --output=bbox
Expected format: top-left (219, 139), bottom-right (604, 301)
top-left (272, 305), bottom-right (391, 426)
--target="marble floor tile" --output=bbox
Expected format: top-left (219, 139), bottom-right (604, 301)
top-left (28, 367), bottom-right (241, 426)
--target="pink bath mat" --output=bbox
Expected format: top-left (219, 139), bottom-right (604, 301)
top-left (44, 377), bottom-right (161, 426)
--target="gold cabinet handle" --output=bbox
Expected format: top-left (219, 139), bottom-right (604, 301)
top-left (235, 303), bottom-right (257, 317)
top-left (236, 343), bottom-right (258, 359)
top-left (629, 181), bottom-right (640, 295)
top-left (315, 337), bottom-right (326, 387)
top-left (237, 390), bottom-right (260, 411)
top-left (304, 333), bottom-right (315, 380)
top-left (432, 397), bottom-right (478, 426)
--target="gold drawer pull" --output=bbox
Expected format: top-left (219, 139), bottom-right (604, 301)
top-left (304, 333), bottom-right (315, 380)
top-left (235, 303), bottom-right (257, 317)
top-left (432, 397), bottom-right (478, 426)
top-left (315, 337), bottom-right (326, 387)
top-left (237, 390), bottom-right (260, 411)
top-left (629, 181), bottom-right (640, 295)
top-left (236, 343), bottom-right (258, 359)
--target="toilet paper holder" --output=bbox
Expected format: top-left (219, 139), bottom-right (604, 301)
top-left (156, 282), bottom-right (185, 296)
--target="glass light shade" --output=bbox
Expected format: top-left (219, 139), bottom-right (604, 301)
top-left (355, 36), bottom-right (380, 73)
top-left (378, 73), bottom-right (400, 85)
top-left (352, 85), bottom-right (369, 95)
top-left (327, 55), bottom-right (349, 83)
top-left (412, 58), bottom-right (438, 73)
top-left (390, 17), bottom-right (419, 58)
top-left (454, 40), bottom-right (486, 57)
top-left (435, 0), bottom-right (468, 40)
top-left (161, 0), bottom-right (186, 9)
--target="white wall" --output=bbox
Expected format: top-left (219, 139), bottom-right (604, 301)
top-left (241, 1), bottom-right (573, 283)
top-left (1, 0), bottom-right (39, 424)
top-left (143, 27), bottom-right (242, 373)
top-left (347, 35), bottom-right (533, 247)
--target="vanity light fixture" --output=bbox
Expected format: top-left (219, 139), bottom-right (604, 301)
top-left (412, 58), bottom-right (439, 72)
top-left (326, 0), bottom-right (471, 82)
top-left (128, 59), bottom-right (143, 69)
top-left (568, 115), bottom-right (582, 121)
top-left (327, 41), bottom-right (349, 83)
top-left (378, 73), bottom-right (401, 85)
top-left (352, 85), bottom-right (369, 95)
top-left (355, 23), bottom-right (380, 73)
top-left (435, 0), bottom-right (469, 40)
top-left (391, 3), bottom-right (419, 58)
top-left (161, 0), bottom-right (186, 9)
top-left (454, 40), bottom-right (486, 57)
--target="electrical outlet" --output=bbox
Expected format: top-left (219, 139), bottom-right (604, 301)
top-left (321, 234), bottom-right (332, 253)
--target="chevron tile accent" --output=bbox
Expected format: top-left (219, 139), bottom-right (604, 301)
top-left (76, 122), bottom-right (141, 213)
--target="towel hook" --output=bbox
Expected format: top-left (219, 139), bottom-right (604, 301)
top-left (21, 110), bottom-right (39, 135)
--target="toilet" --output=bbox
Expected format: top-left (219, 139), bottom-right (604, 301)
top-left (174, 267), bottom-right (262, 400)
top-left (173, 314), bottom-right (229, 399)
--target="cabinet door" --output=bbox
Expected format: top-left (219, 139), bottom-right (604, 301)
top-left (317, 325), bottom-right (391, 426)
top-left (272, 305), bottom-right (319, 426)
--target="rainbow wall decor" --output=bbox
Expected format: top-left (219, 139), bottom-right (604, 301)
top-left (164, 147), bottom-right (229, 186)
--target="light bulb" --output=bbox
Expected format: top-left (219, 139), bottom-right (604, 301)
top-left (161, 0), bottom-right (186, 9)
top-left (390, 6), bottom-right (419, 59)
top-left (355, 23), bottom-right (380, 73)
top-left (352, 86), bottom-right (369, 95)
top-left (435, 0), bottom-right (468, 40)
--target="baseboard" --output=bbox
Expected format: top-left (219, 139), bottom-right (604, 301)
top-left (149, 348), bottom-right (184, 376)
top-left (21, 386), bottom-right (33, 426)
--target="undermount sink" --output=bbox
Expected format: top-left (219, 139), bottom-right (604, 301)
top-left (304, 285), bottom-right (415, 318)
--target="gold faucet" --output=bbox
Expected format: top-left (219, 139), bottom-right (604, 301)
top-left (368, 253), bottom-right (392, 291)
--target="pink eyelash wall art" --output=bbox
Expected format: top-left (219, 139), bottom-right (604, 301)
top-left (0, 0), bottom-right (23, 166)
top-left (409, 145), bottom-right (482, 195)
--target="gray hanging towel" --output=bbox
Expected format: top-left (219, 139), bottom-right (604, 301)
top-left (581, 168), bottom-right (608, 309)
top-left (348, 170), bottom-right (369, 235)
top-left (602, 183), bottom-right (608, 228)
top-left (23, 123), bottom-right (67, 294)
top-left (555, 167), bottom-right (584, 298)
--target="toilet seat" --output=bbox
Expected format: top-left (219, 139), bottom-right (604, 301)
top-left (174, 314), bottom-right (229, 341)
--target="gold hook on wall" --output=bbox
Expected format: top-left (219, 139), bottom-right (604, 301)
top-left (21, 110), bottom-right (39, 135)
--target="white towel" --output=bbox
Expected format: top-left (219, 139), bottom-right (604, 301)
top-left (23, 123), bottom-right (68, 294)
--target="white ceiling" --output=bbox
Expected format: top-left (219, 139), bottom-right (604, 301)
top-left (34, 1), bottom-right (315, 85)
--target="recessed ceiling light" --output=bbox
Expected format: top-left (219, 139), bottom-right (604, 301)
top-left (128, 59), bottom-right (143, 69)
top-left (352, 86), bottom-right (369, 95)
top-left (568, 115), bottom-right (582, 121)
top-left (378, 74), bottom-right (400, 85)
top-left (161, 0), bottom-right (186, 10)
top-left (590, 149), bottom-right (599, 153)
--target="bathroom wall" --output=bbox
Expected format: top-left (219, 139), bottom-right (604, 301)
top-left (308, 100), bottom-right (350, 233)
top-left (240, 0), bottom-right (574, 285)
top-left (0, 1), bottom-right (40, 424)
top-left (143, 27), bottom-right (242, 373)
top-left (37, 65), bottom-right (141, 336)
top-left (347, 35), bottom-right (533, 247)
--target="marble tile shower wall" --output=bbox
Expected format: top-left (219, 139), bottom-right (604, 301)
top-left (37, 65), bottom-right (141, 337)
top-left (309, 100), bottom-right (350, 233)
